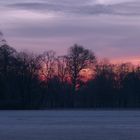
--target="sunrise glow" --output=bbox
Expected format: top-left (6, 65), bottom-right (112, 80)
top-left (1, 1), bottom-right (140, 140)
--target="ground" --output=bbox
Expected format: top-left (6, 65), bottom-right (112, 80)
top-left (0, 110), bottom-right (140, 140)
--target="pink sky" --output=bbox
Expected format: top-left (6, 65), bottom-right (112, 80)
top-left (0, 0), bottom-right (140, 64)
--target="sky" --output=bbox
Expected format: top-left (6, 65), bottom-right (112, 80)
top-left (0, 0), bottom-right (140, 64)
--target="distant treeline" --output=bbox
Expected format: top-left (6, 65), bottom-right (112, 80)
top-left (0, 37), bottom-right (140, 109)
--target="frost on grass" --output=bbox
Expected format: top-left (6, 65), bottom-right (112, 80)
top-left (0, 111), bottom-right (140, 140)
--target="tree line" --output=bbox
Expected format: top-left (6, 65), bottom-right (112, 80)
top-left (0, 35), bottom-right (140, 109)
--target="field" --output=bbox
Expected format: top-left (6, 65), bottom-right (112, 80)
top-left (0, 110), bottom-right (140, 140)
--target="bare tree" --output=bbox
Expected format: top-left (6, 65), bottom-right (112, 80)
top-left (0, 42), bottom-right (17, 76)
top-left (56, 56), bottom-right (69, 83)
top-left (67, 44), bottom-right (96, 92)
top-left (37, 50), bottom-right (56, 81)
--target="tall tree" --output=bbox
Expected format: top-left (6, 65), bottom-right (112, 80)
top-left (56, 56), bottom-right (69, 83)
top-left (37, 50), bottom-right (56, 81)
top-left (67, 44), bottom-right (96, 92)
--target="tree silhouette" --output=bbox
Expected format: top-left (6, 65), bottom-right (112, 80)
top-left (37, 51), bottom-right (56, 82)
top-left (67, 44), bottom-right (96, 93)
top-left (0, 33), bottom-right (140, 109)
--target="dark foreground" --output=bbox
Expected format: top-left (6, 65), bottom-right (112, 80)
top-left (0, 110), bottom-right (140, 140)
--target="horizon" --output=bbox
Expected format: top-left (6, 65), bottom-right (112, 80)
top-left (1, 2), bottom-right (140, 139)
top-left (0, 0), bottom-right (140, 64)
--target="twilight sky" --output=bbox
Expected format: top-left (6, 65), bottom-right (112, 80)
top-left (0, 0), bottom-right (140, 63)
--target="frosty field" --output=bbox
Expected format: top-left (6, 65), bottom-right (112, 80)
top-left (0, 110), bottom-right (140, 140)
